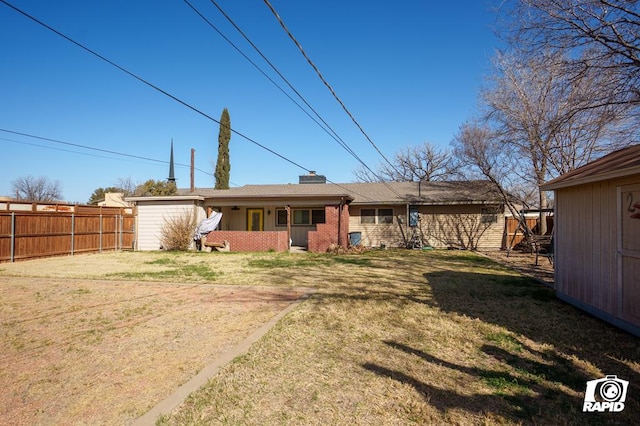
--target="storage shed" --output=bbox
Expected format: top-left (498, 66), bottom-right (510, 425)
top-left (540, 145), bottom-right (640, 337)
top-left (126, 195), bottom-right (206, 251)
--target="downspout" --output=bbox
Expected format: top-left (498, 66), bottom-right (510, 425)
top-left (406, 202), bottom-right (410, 227)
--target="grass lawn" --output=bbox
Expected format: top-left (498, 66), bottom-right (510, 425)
top-left (1, 249), bottom-right (638, 425)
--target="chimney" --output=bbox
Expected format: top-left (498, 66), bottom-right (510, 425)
top-left (299, 171), bottom-right (326, 184)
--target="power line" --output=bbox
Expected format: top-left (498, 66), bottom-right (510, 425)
top-left (197, 0), bottom-right (379, 179)
top-left (1, 136), bottom-right (164, 165)
top-left (262, 0), bottom-right (399, 173)
top-left (0, 0), bottom-right (375, 200)
top-left (0, 0), bottom-right (312, 176)
top-left (0, 128), bottom-right (210, 176)
top-left (189, 0), bottom-right (390, 199)
top-left (1, 130), bottom-right (245, 188)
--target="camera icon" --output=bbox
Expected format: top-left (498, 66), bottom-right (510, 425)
top-left (583, 375), bottom-right (629, 412)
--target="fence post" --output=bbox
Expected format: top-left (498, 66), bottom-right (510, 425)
top-left (10, 212), bottom-right (15, 262)
top-left (99, 214), bottom-right (103, 253)
top-left (118, 214), bottom-right (123, 251)
top-left (71, 213), bottom-right (75, 256)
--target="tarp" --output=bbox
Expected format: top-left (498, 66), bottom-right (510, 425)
top-left (193, 212), bottom-right (223, 241)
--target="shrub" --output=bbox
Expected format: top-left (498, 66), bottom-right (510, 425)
top-left (159, 209), bottom-right (198, 251)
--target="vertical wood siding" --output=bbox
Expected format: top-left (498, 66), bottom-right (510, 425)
top-left (0, 205), bottom-right (135, 263)
top-left (554, 175), bottom-right (639, 326)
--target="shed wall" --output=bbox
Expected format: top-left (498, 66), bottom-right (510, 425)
top-left (135, 201), bottom-right (205, 251)
top-left (554, 174), bottom-right (640, 334)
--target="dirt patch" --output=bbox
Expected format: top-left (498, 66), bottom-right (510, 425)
top-left (0, 276), bottom-right (307, 425)
top-left (480, 249), bottom-right (554, 286)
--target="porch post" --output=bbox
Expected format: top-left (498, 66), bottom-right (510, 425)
top-left (338, 198), bottom-right (344, 247)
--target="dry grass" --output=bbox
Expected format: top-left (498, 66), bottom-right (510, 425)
top-left (1, 250), bottom-right (639, 425)
top-left (0, 258), bottom-right (307, 425)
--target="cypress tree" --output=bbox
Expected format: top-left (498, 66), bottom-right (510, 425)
top-left (215, 108), bottom-right (231, 189)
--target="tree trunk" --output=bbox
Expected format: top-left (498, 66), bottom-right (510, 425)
top-left (538, 189), bottom-right (548, 235)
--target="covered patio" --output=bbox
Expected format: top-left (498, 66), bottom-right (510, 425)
top-left (195, 188), bottom-right (353, 253)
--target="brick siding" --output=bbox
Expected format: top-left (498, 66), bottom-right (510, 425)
top-left (205, 231), bottom-right (289, 252)
top-left (308, 204), bottom-right (350, 252)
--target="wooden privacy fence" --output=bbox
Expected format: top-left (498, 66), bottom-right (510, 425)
top-left (503, 214), bottom-right (554, 250)
top-left (0, 203), bottom-right (136, 263)
top-left (503, 216), bottom-right (538, 249)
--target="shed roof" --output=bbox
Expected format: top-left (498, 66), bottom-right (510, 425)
top-left (177, 180), bottom-right (503, 206)
top-left (541, 144), bottom-right (640, 190)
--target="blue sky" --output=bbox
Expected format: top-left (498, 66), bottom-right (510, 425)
top-left (1, 0), bottom-right (502, 203)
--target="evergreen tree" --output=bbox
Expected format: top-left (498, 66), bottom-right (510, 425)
top-left (215, 108), bottom-right (231, 189)
top-left (134, 179), bottom-right (177, 196)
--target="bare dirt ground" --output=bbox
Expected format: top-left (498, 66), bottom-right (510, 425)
top-left (0, 275), bottom-right (307, 425)
top-left (480, 249), bottom-right (554, 287)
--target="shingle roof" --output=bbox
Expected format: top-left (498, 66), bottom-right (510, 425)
top-left (177, 180), bottom-right (503, 205)
top-left (541, 144), bottom-right (640, 190)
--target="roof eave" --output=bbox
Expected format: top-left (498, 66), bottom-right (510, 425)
top-left (125, 195), bottom-right (205, 202)
top-left (541, 166), bottom-right (640, 191)
top-left (351, 199), bottom-right (504, 206)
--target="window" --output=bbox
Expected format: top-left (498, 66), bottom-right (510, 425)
top-left (378, 208), bottom-right (394, 224)
top-left (481, 207), bottom-right (499, 223)
top-left (293, 209), bottom-right (309, 225)
top-left (409, 205), bottom-right (419, 227)
top-left (311, 209), bottom-right (326, 224)
top-left (360, 208), bottom-right (393, 224)
top-left (276, 208), bottom-right (326, 226)
top-left (276, 209), bottom-right (288, 226)
top-left (361, 209), bottom-right (375, 224)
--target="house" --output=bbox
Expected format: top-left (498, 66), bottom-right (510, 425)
top-left (540, 144), bottom-right (640, 337)
top-left (97, 192), bottom-right (132, 208)
top-left (126, 176), bottom-right (507, 253)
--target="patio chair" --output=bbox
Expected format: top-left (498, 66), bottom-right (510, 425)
top-left (531, 234), bottom-right (554, 266)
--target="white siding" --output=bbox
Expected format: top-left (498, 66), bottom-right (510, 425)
top-left (135, 201), bottom-right (206, 251)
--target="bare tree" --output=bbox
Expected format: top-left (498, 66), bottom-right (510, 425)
top-left (354, 141), bottom-right (457, 182)
top-left (11, 175), bottom-right (63, 202)
top-left (479, 50), bottom-right (632, 231)
top-left (115, 176), bottom-right (137, 196)
top-left (452, 121), bottom-right (528, 215)
top-left (453, 120), bottom-right (542, 242)
top-left (501, 0), bottom-right (640, 109)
